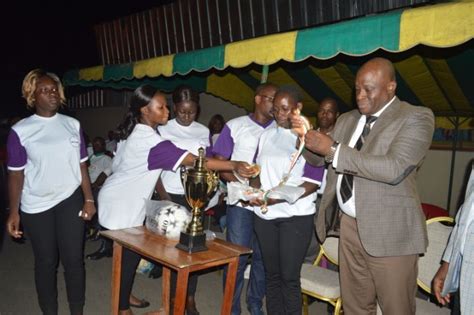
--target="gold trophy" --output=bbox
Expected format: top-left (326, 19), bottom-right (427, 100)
top-left (176, 147), bottom-right (219, 253)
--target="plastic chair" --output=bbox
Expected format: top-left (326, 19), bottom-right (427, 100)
top-left (421, 203), bottom-right (449, 220)
top-left (377, 216), bottom-right (453, 314)
top-left (300, 236), bottom-right (341, 315)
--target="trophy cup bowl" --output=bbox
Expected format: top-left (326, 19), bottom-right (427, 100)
top-left (176, 147), bottom-right (218, 253)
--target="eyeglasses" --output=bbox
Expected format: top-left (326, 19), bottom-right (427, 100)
top-left (259, 94), bottom-right (274, 102)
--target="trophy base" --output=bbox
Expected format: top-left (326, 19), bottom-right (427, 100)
top-left (175, 232), bottom-right (207, 253)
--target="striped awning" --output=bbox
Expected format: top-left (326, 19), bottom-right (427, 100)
top-left (64, 0), bottom-right (474, 128)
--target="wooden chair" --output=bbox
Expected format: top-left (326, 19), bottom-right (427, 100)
top-left (300, 236), bottom-right (342, 315)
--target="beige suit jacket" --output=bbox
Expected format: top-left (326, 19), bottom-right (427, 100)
top-left (314, 97), bottom-right (435, 257)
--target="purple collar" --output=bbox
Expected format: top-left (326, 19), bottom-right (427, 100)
top-left (249, 113), bottom-right (273, 128)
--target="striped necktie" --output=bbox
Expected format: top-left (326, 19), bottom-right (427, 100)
top-left (340, 115), bottom-right (377, 203)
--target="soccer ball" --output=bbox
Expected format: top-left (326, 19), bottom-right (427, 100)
top-left (155, 203), bottom-right (191, 239)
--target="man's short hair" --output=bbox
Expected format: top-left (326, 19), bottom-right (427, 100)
top-left (255, 82), bottom-right (278, 96)
top-left (320, 97), bottom-right (340, 113)
top-left (93, 137), bottom-right (106, 147)
top-left (275, 85), bottom-right (303, 104)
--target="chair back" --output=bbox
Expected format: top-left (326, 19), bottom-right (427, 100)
top-left (302, 235), bottom-right (342, 315)
top-left (321, 236), bottom-right (339, 266)
top-left (417, 216), bottom-right (454, 294)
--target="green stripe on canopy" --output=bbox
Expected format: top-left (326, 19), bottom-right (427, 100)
top-left (104, 64), bottom-right (134, 81)
top-left (295, 10), bottom-right (401, 60)
top-left (173, 46), bottom-right (225, 75)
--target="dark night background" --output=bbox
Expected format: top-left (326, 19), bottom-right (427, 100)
top-left (0, 0), bottom-right (176, 118)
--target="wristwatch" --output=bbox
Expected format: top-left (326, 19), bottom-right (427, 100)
top-left (324, 141), bottom-right (340, 164)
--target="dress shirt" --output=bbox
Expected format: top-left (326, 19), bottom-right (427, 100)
top-left (333, 96), bottom-right (396, 217)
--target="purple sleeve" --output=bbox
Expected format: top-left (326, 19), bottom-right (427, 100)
top-left (148, 140), bottom-right (188, 171)
top-left (7, 129), bottom-right (27, 169)
top-left (302, 162), bottom-right (325, 183)
top-left (205, 146), bottom-right (214, 158)
top-left (211, 125), bottom-right (234, 159)
top-left (79, 127), bottom-right (88, 161)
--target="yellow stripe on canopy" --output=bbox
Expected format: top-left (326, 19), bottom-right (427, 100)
top-left (224, 32), bottom-right (297, 68)
top-left (436, 117), bottom-right (473, 130)
top-left (309, 65), bottom-right (353, 107)
top-left (395, 55), bottom-right (452, 113)
top-left (425, 58), bottom-right (472, 112)
top-left (399, 1), bottom-right (474, 51)
top-left (133, 55), bottom-right (174, 79)
top-left (333, 63), bottom-right (355, 90)
top-left (206, 73), bottom-right (255, 112)
top-left (249, 68), bottom-right (318, 116)
top-left (79, 66), bottom-right (104, 81)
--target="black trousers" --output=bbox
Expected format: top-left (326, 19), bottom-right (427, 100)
top-left (22, 188), bottom-right (85, 315)
top-left (169, 193), bottom-right (198, 297)
top-left (119, 247), bottom-right (142, 310)
top-left (254, 213), bottom-right (314, 315)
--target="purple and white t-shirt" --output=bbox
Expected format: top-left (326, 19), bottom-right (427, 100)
top-left (88, 153), bottom-right (113, 183)
top-left (7, 113), bottom-right (88, 214)
top-left (212, 114), bottom-right (275, 209)
top-left (98, 123), bottom-right (188, 230)
top-left (254, 127), bottom-right (324, 220)
top-left (158, 119), bottom-right (210, 195)
top-left (212, 114), bottom-right (275, 163)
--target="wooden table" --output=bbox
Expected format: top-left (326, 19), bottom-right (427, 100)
top-left (101, 227), bottom-right (251, 315)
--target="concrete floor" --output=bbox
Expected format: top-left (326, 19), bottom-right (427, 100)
top-left (0, 224), bottom-right (327, 315)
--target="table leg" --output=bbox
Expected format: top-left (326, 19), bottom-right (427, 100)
top-left (174, 269), bottom-right (189, 315)
top-left (111, 242), bottom-right (123, 315)
top-left (222, 258), bottom-right (238, 315)
top-left (162, 267), bottom-right (171, 314)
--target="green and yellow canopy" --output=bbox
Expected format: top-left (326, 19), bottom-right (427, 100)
top-left (64, 0), bottom-right (474, 129)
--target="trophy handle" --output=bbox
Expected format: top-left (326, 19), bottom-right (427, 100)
top-left (180, 166), bottom-right (191, 207)
top-left (180, 166), bottom-right (187, 187)
top-left (206, 172), bottom-right (219, 196)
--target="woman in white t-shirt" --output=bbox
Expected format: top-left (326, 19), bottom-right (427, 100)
top-left (98, 85), bottom-right (253, 315)
top-left (6, 69), bottom-right (96, 315)
top-left (157, 86), bottom-right (210, 200)
top-left (250, 86), bottom-right (325, 315)
top-left (156, 86), bottom-right (209, 314)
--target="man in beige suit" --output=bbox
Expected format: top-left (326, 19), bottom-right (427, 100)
top-left (299, 58), bottom-right (435, 314)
